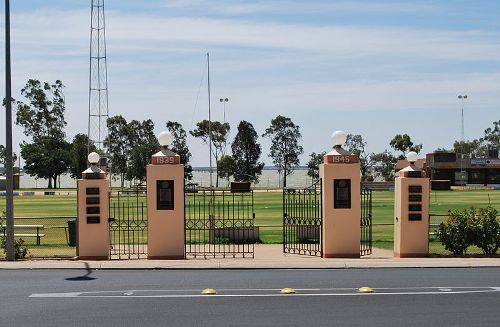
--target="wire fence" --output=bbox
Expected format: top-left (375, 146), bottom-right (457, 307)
top-left (1, 216), bottom-right (76, 259)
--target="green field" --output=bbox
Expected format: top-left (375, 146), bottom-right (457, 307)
top-left (1, 189), bottom-right (499, 258)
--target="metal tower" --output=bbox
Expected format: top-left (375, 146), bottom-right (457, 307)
top-left (88, 0), bottom-right (109, 154)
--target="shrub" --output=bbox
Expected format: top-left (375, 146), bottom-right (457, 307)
top-left (437, 209), bottom-right (472, 255)
top-left (0, 214), bottom-right (30, 259)
top-left (469, 207), bottom-right (500, 255)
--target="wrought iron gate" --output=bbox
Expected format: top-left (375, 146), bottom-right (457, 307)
top-left (109, 190), bottom-right (148, 259)
top-left (360, 188), bottom-right (373, 256)
top-left (283, 180), bottom-right (322, 257)
top-left (185, 188), bottom-right (255, 259)
top-left (283, 182), bottom-right (373, 257)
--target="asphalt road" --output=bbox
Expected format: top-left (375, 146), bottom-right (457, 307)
top-left (1, 268), bottom-right (499, 326)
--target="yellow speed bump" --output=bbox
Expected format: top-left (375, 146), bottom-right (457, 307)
top-left (357, 286), bottom-right (374, 293)
top-left (201, 288), bottom-right (217, 295)
top-left (280, 288), bottom-right (296, 294)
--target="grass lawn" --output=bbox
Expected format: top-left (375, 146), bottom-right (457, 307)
top-left (1, 188), bottom-right (499, 257)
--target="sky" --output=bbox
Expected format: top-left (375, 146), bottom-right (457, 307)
top-left (1, 0), bottom-right (499, 167)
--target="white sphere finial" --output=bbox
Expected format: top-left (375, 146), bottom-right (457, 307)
top-left (88, 152), bottom-right (100, 165)
top-left (407, 151), bottom-right (418, 163)
top-left (157, 131), bottom-right (174, 147)
top-left (331, 130), bottom-right (347, 147)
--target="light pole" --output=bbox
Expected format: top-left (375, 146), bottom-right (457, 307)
top-left (458, 94), bottom-right (468, 186)
top-left (219, 97), bottom-right (228, 123)
top-left (4, 0), bottom-right (15, 260)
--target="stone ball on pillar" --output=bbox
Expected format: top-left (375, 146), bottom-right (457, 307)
top-left (88, 152), bottom-right (100, 165)
top-left (157, 131), bottom-right (174, 148)
top-left (331, 130), bottom-right (347, 147)
top-left (406, 151), bottom-right (418, 164)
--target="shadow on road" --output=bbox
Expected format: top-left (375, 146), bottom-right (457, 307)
top-left (65, 262), bottom-right (96, 281)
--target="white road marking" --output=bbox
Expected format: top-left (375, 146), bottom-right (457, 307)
top-left (29, 287), bottom-right (500, 299)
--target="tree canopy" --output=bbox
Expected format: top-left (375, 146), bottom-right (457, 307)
top-left (190, 120), bottom-right (230, 187)
top-left (15, 79), bottom-right (69, 188)
top-left (166, 121), bottom-right (193, 180)
top-left (345, 134), bottom-right (371, 180)
top-left (306, 152), bottom-right (326, 183)
top-left (389, 134), bottom-right (422, 159)
top-left (262, 115), bottom-right (303, 188)
top-left (231, 120), bottom-right (264, 183)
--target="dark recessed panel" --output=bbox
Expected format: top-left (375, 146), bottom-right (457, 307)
top-left (157, 180), bottom-right (174, 210)
top-left (408, 213), bottom-right (422, 221)
top-left (86, 187), bottom-right (100, 195)
top-left (407, 171), bottom-right (422, 178)
top-left (86, 197), bottom-right (100, 205)
top-left (87, 216), bottom-right (100, 224)
top-left (409, 204), bottom-right (422, 212)
top-left (84, 172), bottom-right (101, 180)
top-left (86, 206), bottom-right (100, 214)
top-left (334, 179), bottom-right (351, 209)
top-left (408, 194), bottom-right (422, 202)
top-left (408, 185), bottom-right (422, 193)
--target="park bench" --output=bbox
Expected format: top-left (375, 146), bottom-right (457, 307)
top-left (1, 225), bottom-right (45, 245)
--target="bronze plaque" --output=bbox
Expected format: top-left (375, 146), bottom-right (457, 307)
top-left (408, 194), bottom-right (422, 202)
top-left (334, 179), bottom-right (351, 209)
top-left (157, 180), bottom-right (174, 210)
top-left (409, 204), bottom-right (422, 212)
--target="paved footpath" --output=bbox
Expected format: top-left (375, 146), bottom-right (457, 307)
top-left (1, 245), bottom-right (500, 269)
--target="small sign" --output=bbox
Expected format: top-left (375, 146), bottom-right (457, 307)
top-left (152, 156), bottom-right (180, 165)
top-left (86, 187), bottom-right (100, 195)
top-left (406, 171), bottom-right (422, 178)
top-left (408, 194), bottom-right (422, 202)
top-left (408, 185), bottom-right (422, 193)
top-left (86, 206), bottom-right (100, 214)
top-left (409, 204), bottom-right (422, 212)
top-left (84, 172), bottom-right (102, 180)
top-left (87, 216), bottom-right (100, 224)
top-left (86, 197), bottom-right (100, 205)
top-left (408, 213), bottom-right (422, 221)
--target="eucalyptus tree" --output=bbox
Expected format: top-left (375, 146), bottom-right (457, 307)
top-left (262, 115), bottom-right (303, 188)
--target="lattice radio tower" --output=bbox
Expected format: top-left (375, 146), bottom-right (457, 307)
top-left (88, 0), bottom-right (110, 156)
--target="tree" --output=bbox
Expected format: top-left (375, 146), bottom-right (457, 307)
top-left (231, 121), bottom-right (265, 183)
top-left (370, 151), bottom-right (397, 181)
top-left (0, 145), bottom-right (17, 167)
top-left (389, 134), bottom-right (422, 159)
top-left (126, 119), bottom-right (158, 183)
top-left (190, 120), bottom-right (230, 187)
top-left (106, 115), bottom-right (131, 187)
top-left (20, 136), bottom-right (71, 188)
top-left (262, 115), bottom-right (303, 188)
top-left (453, 139), bottom-right (486, 158)
top-left (16, 79), bottom-right (66, 139)
top-left (69, 134), bottom-right (97, 179)
top-left (217, 155), bottom-right (236, 186)
top-left (15, 79), bottom-right (69, 188)
top-left (345, 134), bottom-right (372, 181)
top-left (306, 152), bottom-right (326, 183)
top-left (483, 120), bottom-right (500, 150)
top-left (166, 121), bottom-right (193, 180)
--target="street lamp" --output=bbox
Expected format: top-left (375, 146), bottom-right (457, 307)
top-left (458, 94), bottom-right (468, 186)
top-left (219, 98), bottom-right (228, 123)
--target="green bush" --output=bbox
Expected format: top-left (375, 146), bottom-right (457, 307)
top-left (469, 207), bottom-right (500, 255)
top-left (0, 214), bottom-right (30, 259)
top-left (437, 209), bottom-right (472, 255)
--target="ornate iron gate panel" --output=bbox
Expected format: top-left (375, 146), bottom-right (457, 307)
top-left (360, 188), bottom-right (373, 256)
top-left (109, 190), bottom-right (148, 259)
top-left (283, 180), bottom-right (322, 257)
top-left (185, 189), bottom-right (255, 259)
